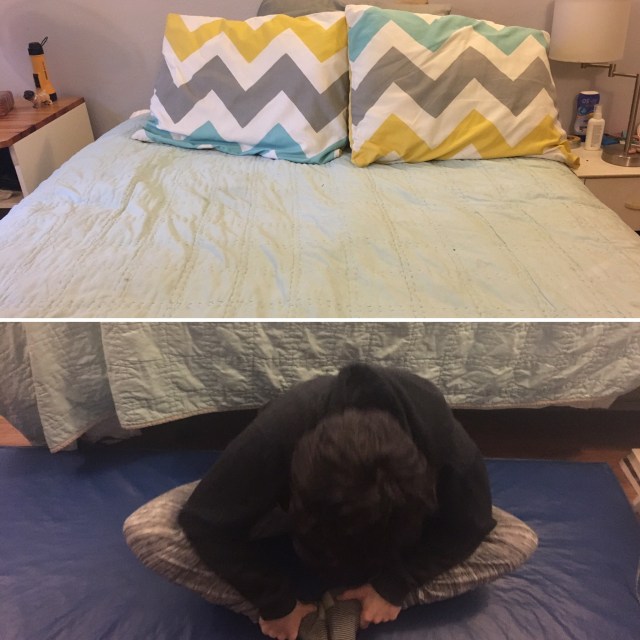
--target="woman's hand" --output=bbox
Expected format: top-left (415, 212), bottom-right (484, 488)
top-left (258, 601), bottom-right (317, 640)
top-left (337, 583), bottom-right (401, 629)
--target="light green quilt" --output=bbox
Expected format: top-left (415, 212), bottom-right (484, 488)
top-left (1, 115), bottom-right (640, 317)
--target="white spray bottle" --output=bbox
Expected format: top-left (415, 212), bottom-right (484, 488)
top-left (584, 104), bottom-right (605, 151)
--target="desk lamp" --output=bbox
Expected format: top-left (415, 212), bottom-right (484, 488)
top-left (549, 0), bottom-right (639, 166)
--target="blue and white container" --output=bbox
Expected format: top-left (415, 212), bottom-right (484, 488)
top-left (574, 91), bottom-right (600, 139)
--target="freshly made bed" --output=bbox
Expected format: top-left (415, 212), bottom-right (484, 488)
top-left (1, 113), bottom-right (640, 318)
top-left (1, 446), bottom-right (638, 640)
top-left (3, 4), bottom-right (640, 318)
top-left (2, 321), bottom-right (640, 452)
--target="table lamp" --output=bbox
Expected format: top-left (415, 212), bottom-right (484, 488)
top-left (549, 0), bottom-right (639, 166)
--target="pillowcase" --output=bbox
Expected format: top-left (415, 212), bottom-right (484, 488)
top-left (133, 12), bottom-right (349, 164)
top-left (258, 0), bottom-right (452, 17)
top-left (346, 6), bottom-right (578, 168)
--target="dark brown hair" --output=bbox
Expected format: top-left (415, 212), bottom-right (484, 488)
top-left (289, 409), bottom-right (436, 583)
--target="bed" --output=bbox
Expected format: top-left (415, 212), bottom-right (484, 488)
top-left (2, 321), bottom-right (640, 452)
top-left (1, 446), bottom-right (639, 640)
top-left (1, 4), bottom-right (640, 318)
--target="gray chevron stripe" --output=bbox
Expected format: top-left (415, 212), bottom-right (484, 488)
top-left (351, 47), bottom-right (556, 125)
top-left (155, 56), bottom-right (348, 131)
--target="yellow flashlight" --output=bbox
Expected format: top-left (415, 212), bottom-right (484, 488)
top-left (28, 37), bottom-right (57, 102)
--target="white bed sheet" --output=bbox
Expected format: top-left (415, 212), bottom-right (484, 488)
top-left (2, 322), bottom-right (639, 452)
top-left (1, 116), bottom-right (640, 318)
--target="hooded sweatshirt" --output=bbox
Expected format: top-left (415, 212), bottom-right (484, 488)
top-left (178, 363), bottom-right (495, 620)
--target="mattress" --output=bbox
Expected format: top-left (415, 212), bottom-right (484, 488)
top-left (2, 321), bottom-right (640, 452)
top-left (1, 446), bottom-right (638, 640)
top-left (1, 114), bottom-right (640, 318)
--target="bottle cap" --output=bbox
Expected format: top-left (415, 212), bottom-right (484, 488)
top-left (28, 38), bottom-right (48, 55)
top-left (594, 104), bottom-right (603, 117)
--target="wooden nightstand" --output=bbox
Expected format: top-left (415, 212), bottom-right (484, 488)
top-left (573, 145), bottom-right (640, 230)
top-left (0, 96), bottom-right (94, 209)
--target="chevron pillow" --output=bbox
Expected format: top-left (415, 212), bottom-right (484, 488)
top-left (133, 12), bottom-right (349, 164)
top-left (345, 6), bottom-right (578, 168)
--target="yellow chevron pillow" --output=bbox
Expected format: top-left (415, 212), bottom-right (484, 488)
top-left (133, 12), bottom-right (349, 164)
top-left (346, 6), bottom-right (578, 168)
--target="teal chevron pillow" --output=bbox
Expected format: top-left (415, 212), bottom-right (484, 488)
top-left (345, 6), bottom-right (578, 168)
top-left (132, 12), bottom-right (349, 164)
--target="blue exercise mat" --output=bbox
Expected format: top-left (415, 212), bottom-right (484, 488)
top-left (1, 446), bottom-right (638, 640)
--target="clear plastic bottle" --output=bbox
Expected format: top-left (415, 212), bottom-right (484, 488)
top-left (584, 104), bottom-right (605, 151)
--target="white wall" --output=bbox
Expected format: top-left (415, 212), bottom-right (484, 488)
top-left (0, 0), bottom-right (638, 138)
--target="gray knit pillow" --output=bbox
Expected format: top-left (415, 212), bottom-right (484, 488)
top-left (257, 0), bottom-right (452, 17)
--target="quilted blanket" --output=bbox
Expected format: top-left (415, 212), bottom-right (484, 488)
top-left (1, 115), bottom-right (640, 317)
top-left (2, 322), bottom-right (640, 452)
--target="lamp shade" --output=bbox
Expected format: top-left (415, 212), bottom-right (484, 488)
top-left (549, 0), bottom-right (631, 63)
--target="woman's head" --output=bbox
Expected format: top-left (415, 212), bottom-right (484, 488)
top-left (290, 409), bottom-right (436, 583)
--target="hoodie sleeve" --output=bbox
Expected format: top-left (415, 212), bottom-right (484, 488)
top-left (178, 426), bottom-right (298, 620)
top-left (371, 453), bottom-right (496, 605)
top-left (177, 375), bottom-right (332, 620)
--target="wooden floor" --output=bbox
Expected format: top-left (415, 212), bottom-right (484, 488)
top-left (2, 407), bottom-right (638, 505)
top-left (0, 416), bottom-right (30, 446)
